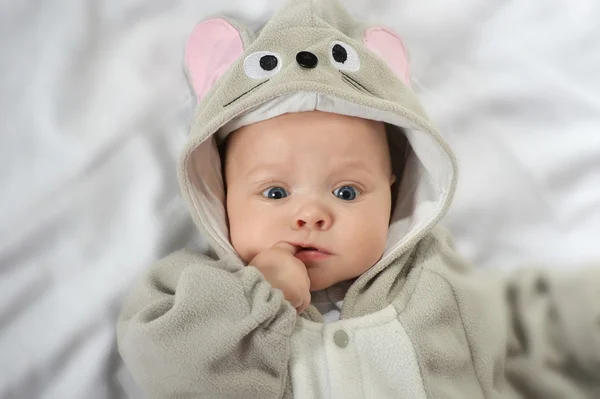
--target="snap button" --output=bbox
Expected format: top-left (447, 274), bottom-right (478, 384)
top-left (333, 330), bottom-right (349, 348)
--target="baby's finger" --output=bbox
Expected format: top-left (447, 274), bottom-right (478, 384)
top-left (304, 271), bottom-right (311, 290)
top-left (296, 291), bottom-right (311, 314)
top-left (273, 241), bottom-right (299, 255)
top-left (291, 298), bottom-right (302, 309)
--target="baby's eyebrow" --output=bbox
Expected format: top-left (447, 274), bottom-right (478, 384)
top-left (243, 163), bottom-right (287, 180)
top-left (330, 159), bottom-right (372, 172)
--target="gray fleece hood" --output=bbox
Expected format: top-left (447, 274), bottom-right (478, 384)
top-left (180, 0), bottom-right (458, 269)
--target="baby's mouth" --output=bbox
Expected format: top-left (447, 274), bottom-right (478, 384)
top-left (299, 246), bottom-right (317, 252)
top-left (292, 244), bottom-right (331, 255)
top-left (292, 244), bottom-right (332, 262)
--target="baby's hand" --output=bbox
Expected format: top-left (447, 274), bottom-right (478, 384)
top-left (250, 242), bottom-right (311, 314)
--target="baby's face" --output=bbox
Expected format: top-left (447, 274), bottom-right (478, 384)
top-left (225, 111), bottom-right (395, 291)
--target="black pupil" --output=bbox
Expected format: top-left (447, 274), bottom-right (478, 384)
top-left (260, 55), bottom-right (278, 71)
top-left (338, 187), bottom-right (355, 200)
top-left (269, 188), bottom-right (285, 199)
top-left (332, 44), bottom-right (348, 63)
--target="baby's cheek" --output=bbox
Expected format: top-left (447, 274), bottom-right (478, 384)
top-left (349, 221), bottom-right (388, 264)
top-left (229, 224), bottom-right (252, 263)
top-left (230, 214), bottom-right (276, 264)
top-left (229, 214), bottom-right (257, 260)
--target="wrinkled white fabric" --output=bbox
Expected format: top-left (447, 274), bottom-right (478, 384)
top-left (1, 0), bottom-right (599, 398)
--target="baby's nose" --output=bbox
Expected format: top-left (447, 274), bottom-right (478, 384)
top-left (293, 206), bottom-right (332, 231)
top-left (295, 217), bottom-right (326, 230)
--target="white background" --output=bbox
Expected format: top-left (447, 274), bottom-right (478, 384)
top-left (1, 0), bottom-right (599, 398)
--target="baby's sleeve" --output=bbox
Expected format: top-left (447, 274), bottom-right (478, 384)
top-left (501, 265), bottom-right (600, 399)
top-left (430, 226), bottom-right (600, 398)
top-left (116, 250), bottom-right (296, 399)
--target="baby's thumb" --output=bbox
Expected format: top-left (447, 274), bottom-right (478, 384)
top-left (273, 242), bottom-right (298, 255)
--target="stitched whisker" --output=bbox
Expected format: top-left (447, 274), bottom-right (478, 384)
top-left (341, 72), bottom-right (373, 96)
top-left (223, 80), bottom-right (270, 107)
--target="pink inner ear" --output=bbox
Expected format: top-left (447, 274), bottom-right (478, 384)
top-left (185, 18), bottom-right (244, 100)
top-left (363, 27), bottom-right (411, 86)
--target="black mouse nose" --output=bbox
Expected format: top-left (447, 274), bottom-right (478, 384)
top-left (296, 51), bottom-right (318, 69)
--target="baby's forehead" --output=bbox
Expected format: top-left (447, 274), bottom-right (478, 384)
top-left (224, 114), bottom-right (392, 178)
top-left (227, 123), bottom-right (386, 156)
top-left (228, 112), bottom-right (386, 149)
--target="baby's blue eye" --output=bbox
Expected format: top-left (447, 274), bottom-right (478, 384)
top-left (333, 185), bottom-right (359, 201)
top-left (262, 187), bottom-right (289, 200)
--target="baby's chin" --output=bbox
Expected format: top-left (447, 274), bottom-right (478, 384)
top-left (307, 269), bottom-right (362, 292)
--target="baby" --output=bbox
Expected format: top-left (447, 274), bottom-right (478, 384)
top-left (117, 1), bottom-right (600, 398)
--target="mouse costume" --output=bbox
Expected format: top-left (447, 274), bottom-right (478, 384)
top-left (117, 1), bottom-right (600, 397)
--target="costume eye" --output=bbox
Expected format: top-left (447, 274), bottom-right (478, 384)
top-left (244, 51), bottom-right (283, 79)
top-left (329, 41), bottom-right (360, 72)
top-left (262, 187), bottom-right (289, 200)
top-left (333, 185), bottom-right (360, 201)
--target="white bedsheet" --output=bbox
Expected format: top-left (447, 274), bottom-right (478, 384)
top-left (1, 0), bottom-right (599, 398)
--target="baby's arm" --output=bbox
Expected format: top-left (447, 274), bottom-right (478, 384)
top-left (429, 226), bottom-right (600, 398)
top-left (116, 250), bottom-right (296, 399)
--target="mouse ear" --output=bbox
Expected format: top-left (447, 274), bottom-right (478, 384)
top-left (363, 27), bottom-right (411, 86)
top-left (185, 18), bottom-right (246, 100)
